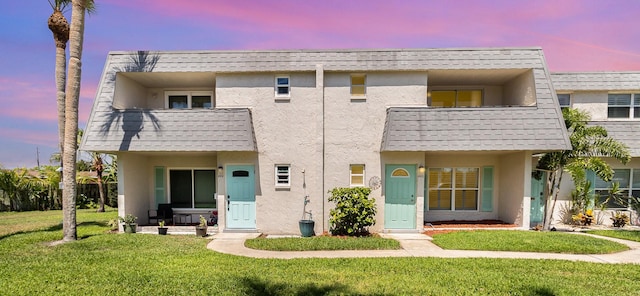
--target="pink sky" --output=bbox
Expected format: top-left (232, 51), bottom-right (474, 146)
top-left (1, 0), bottom-right (640, 168)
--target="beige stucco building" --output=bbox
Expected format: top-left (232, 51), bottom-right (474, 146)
top-left (81, 48), bottom-right (582, 234)
top-left (543, 72), bottom-right (640, 226)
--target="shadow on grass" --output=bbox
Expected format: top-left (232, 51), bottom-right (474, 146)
top-left (530, 287), bottom-right (556, 296)
top-left (240, 276), bottom-right (387, 296)
top-left (0, 221), bottom-right (108, 241)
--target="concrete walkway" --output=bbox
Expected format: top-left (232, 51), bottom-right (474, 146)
top-left (206, 232), bottom-right (640, 264)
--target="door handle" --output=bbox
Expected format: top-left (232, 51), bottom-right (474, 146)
top-left (227, 196), bottom-right (230, 211)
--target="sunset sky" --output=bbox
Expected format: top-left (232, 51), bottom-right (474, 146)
top-left (2, 0), bottom-right (640, 168)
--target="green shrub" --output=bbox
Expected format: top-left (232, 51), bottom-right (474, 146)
top-left (328, 187), bottom-right (376, 236)
top-left (76, 193), bottom-right (98, 209)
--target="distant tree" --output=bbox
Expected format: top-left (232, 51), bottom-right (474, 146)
top-left (0, 168), bottom-right (46, 211)
top-left (76, 160), bottom-right (91, 171)
top-left (77, 129), bottom-right (110, 212)
top-left (536, 108), bottom-right (630, 230)
top-left (38, 165), bottom-right (62, 209)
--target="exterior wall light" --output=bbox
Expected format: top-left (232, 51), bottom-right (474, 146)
top-left (418, 165), bottom-right (426, 175)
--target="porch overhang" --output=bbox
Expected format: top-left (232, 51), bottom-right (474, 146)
top-left (380, 107), bottom-right (571, 152)
top-left (81, 108), bottom-right (257, 153)
top-left (590, 121), bottom-right (640, 157)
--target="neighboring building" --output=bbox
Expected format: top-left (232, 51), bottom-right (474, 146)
top-left (80, 48), bottom-right (572, 234)
top-left (548, 72), bottom-right (640, 226)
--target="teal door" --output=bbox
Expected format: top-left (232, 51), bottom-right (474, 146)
top-left (530, 171), bottom-right (546, 227)
top-left (385, 164), bottom-right (416, 229)
top-left (226, 165), bottom-right (256, 229)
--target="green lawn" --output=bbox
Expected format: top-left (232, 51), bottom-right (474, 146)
top-left (245, 235), bottom-right (401, 251)
top-left (430, 230), bottom-right (629, 254)
top-left (2, 210), bottom-right (640, 295)
top-left (587, 229), bottom-right (640, 242)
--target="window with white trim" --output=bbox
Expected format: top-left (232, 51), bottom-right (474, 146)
top-left (351, 74), bottom-right (366, 98)
top-left (275, 76), bottom-right (290, 97)
top-left (594, 168), bottom-right (640, 209)
top-left (557, 93), bottom-right (571, 109)
top-left (428, 167), bottom-right (479, 211)
top-left (608, 94), bottom-right (640, 118)
top-left (275, 165), bottom-right (291, 187)
top-left (350, 164), bottom-right (365, 187)
top-left (166, 91), bottom-right (213, 109)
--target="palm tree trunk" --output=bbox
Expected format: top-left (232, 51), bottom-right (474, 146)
top-left (55, 46), bottom-right (66, 217)
top-left (62, 0), bottom-right (86, 241)
top-left (55, 46), bottom-right (66, 157)
top-left (96, 168), bottom-right (105, 212)
top-left (542, 171), bottom-right (556, 230)
top-left (48, 6), bottom-right (69, 159)
top-left (543, 169), bottom-right (564, 230)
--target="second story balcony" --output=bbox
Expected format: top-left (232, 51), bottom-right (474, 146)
top-left (427, 69), bottom-right (537, 108)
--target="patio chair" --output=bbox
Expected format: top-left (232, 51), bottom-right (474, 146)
top-left (148, 203), bottom-right (174, 225)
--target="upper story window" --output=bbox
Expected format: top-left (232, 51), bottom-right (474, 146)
top-left (608, 94), bottom-right (640, 119)
top-left (275, 164), bottom-right (291, 187)
top-left (351, 74), bottom-right (366, 98)
top-left (166, 91), bottom-right (213, 109)
top-left (350, 164), bottom-right (365, 187)
top-left (430, 90), bottom-right (482, 108)
top-left (275, 76), bottom-right (290, 97)
top-left (557, 93), bottom-right (571, 109)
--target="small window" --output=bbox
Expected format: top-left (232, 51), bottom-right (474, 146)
top-left (391, 168), bottom-right (410, 177)
top-left (192, 95), bottom-right (212, 108)
top-left (168, 95), bottom-right (188, 109)
top-left (350, 164), bottom-right (365, 187)
top-left (351, 74), bottom-right (366, 98)
top-left (557, 93), bottom-right (571, 109)
top-left (232, 170), bottom-right (249, 177)
top-left (275, 165), bottom-right (291, 187)
top-left (275, 76), bottom-right (290, 97)
top-left (166, 91), bottom-right (213, 109)
top-left (430, 90), bottom-right (482, 108)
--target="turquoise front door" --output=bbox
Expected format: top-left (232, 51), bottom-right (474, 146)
top-left (226, 165), bottom-right (256, 229)
top-left (385, 164), bottom-right (416, 229)
top-left (530, 171), bottom-right (546, 227)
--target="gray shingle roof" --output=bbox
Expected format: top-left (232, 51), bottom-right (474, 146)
top-left (590, 121), bottom-right (640, 157)
top-left (381, 107), bottom-right (569, 151)
top-left (103, 47), bottom-right (545, 73)
top-left (82, 48), bottom-right (569, 153)
top-left (81, 108), bottom-right (257, 152)
top-left (551, 72), bottom-right (640, 91)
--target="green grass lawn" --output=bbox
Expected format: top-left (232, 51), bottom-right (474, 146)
top-left (245, 235), bottom-right (401, 251)
top-left (430, 230), bottom-right (629, 254)
top-left (587, 229), bottom-right (640, 242)
top-left (2, 210), bottom-right (640, 295)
